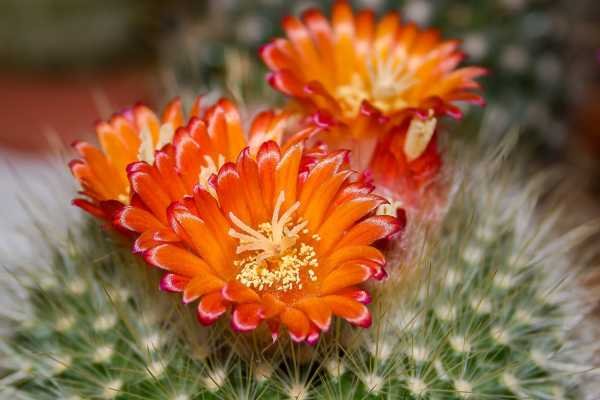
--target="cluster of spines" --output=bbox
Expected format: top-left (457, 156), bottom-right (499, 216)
top-left (1, 163), bottom-right (587, 399)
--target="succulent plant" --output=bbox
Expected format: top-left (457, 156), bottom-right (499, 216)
top-left (2, 138), bottom-right (597, 399)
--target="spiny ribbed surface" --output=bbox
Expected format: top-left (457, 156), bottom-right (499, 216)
top-left (0, 151), bottom-right (595, 399)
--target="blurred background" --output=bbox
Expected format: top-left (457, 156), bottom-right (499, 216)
top-left (1, 0), bottom-right (599, 236)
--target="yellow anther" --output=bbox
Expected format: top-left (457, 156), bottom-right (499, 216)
top-left (230, 191), bottom-right (320, 292)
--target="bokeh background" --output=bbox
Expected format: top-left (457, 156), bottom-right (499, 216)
top-left (1, 0), bottom-right (599, 239)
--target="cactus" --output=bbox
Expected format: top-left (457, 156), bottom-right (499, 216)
top-left (1, 139), bottom-right (597, 399)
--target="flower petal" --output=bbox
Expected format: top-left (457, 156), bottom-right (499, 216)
top-left (197, 292), bottom-right (228, 326)
top-left (261, 293), bottom-right (286, 319)
top-left (221, 281), bottom-right (261, 304)
top-left (318, 195), bottom-right (386, 254)
top-left (217, 163), bottom-right (252, 226)
top-left (320, 245), bottom-right (385, 276)
top-left (159, 273), bottom-right (190, 293)
top-left (320, 263), bottom-right (372, 294)
top-left (275, 142), bottom-right (303, 211)
top-left (144, 244), bottom-right (215, 277)
top-left (183, 274), bottom-right (226, 304)
top-left (337, 215), bottom-right (405, 247)
top-left (257, 141), bottom-right (281, 214)
top-left (335, 287), bottom-right (372, 304)
top-left (231, 303), bottom-right (264, 332)
top-left (114, 206), bottom-right (165, 233)
top-left (280, 307), bottom-right (310, 342)
top-left (323, 295), bottom-right (371, 328)
top-left (295, 297), bottom-right (332, 331)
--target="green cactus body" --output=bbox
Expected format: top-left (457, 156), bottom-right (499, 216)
top-left (1, 145), bottom-right (594, 399)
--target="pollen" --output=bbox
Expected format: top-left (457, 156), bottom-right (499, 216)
top-left (230, 191), bottom-right (319, 292)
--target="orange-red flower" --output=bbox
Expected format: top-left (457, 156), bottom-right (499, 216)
top-left (111, 99), bottom-right (301, 251)
top-left (116, 133), bottom-right (405, 342)
top-left (260, 1), bottom-right (485, 205)
top-left (69, 97), bottom-right (194, 219)
top-left (262, 0), bottom-right (485, 135)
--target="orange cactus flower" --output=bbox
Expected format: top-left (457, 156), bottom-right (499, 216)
top-left (69, 97), bottom-right (195, 219)
top-left (69, 96), bottom-right (303, 221)
top-left (260, 1), bottom-right (485, 205)
top-left (112, 99), bottom-right (305, 252)
top-left (261, 0), bottom-right (486, 137)
top-left (116, 138), bottom-right (405, 343)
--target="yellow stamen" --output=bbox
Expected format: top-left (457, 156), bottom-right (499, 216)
top-left (229, 191), bottom-right (318, 292)
top-left (228, 192), bottom-right (307, 262)
top-left (334, 56), bottom-right (417, 118)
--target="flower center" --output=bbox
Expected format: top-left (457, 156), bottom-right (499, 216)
top-left (228, 192), bottom-right (320, 292)
top-left (334, 56), bottom-right (416, 118)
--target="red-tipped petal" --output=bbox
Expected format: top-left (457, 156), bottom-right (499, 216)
top-left (221, 281), bottom-right (261, 304)
top-left (305, 324), bottom-right (320, 345)
top-left (144, 244), bottom-right (214, 277)
top-left (183, 274), bottom-right (225, 304)
top-left (337, 215), bottom-right (405, 247)
top-left (323, 295), bottom-right (372, 328)
top-left (321, 263), bottom-right (373, 294)
top-left (231, 303), bottom-right (264, 332)
top-left (281, 307), bottom-right (310, 342)
top-left (159, 273), bottom-right (190, 292)
top-left (197, 292), bottom-right (227, 326)
top-left (335, 288), bottom-right (372, 305)
top-left (114, 206), bottom-right (165, 233)
top-left (296, 298), bottom-right (332, 332)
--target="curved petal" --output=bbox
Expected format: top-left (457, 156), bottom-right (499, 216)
top-left (323, 295), bottom-right (371, 328)
top-left (144, 244), bottom-right (215, 277)
top-left (320, 263), bottom-right (372, 294)
top-left (280, 307), bottom-right (310, 342)
top-left (320, 245), bottom-right (385, 277)
top-left (221, 281), bottom-right (261, 304)
top-left (337, 215), bottom-right (405, 247)
top-left (217, 163), bottom-right (252, 226)
top-left (231, 303), bottom-right (264, 332)
top-left (114, 206), bottom-right (165, 233)
top-left (262, 293), bottom-right (286, 319)
top-left (159, 273), bottom-right (190, 293)
top-left (334, 287), bottom-right (372, 304)
top-left (318, 195), bottom-right (386, 254)
top-left (295, 298), bottom-right (332, 331)
top-left (197, 292), bottom-right (228, 326)
top-left (275, 142), bottom-right (303, 211)
top-left (257, 141), bottom-right (281, 214)
top-left (183, 274), bottom-right (226, 304)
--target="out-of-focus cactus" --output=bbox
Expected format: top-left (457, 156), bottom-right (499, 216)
top-left (2, 139), bottom-right (597, 399)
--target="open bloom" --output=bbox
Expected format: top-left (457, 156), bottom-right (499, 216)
top-left (261, 1), bottom-right (485, 204)
top-left (112, 99), bottom-right (302, 251)
top-left (116, 139), bottom-right (405, 343)
top-left (69, 96), bottom-right (303, 222)
top-left (69, 97), bottom-right (193, 219)
top-left (262, 0), bottom-right (486, 135)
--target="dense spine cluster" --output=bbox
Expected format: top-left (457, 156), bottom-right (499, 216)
top-left (1, 148), bottom-right (594, 399)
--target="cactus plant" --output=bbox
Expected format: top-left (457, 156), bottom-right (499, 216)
top-left (1, 138), bottom-right (597, 399)
top-left (2, 2), bottom-right (598, 399)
